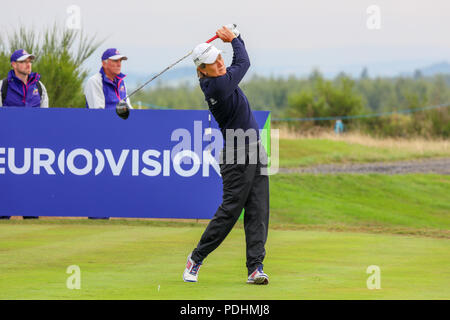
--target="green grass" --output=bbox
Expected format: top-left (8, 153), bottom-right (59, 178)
top-left (0, 173), bottom-right (449, 299)
top-left (279, 138), bottom-right (450, 168)
top-left (0, 223), bottom-right (449, 300)
top-left (270, 174), bottom-right (450, 235)
top-left (1, 136), bottom-right (449, 299)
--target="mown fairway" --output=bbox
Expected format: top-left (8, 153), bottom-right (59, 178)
top-left (1, 171), bottom-right (449, 299)
top-left (1, 135), bottom-right (449, 299)
top-left (0, 221), bottom-right (449, 300)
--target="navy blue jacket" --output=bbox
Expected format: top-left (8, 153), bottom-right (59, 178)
top-left (199, 36), bottom-right (259, 145)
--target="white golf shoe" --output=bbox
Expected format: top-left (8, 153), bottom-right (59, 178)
top-left (247, 266), bottom-right (269, 285)
top-left (183, 253), bottom-right (202, 283)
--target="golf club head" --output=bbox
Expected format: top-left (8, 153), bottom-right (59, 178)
top-left (116, 100), bottom-right (130, 120)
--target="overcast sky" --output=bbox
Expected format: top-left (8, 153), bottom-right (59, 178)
top-left (1, 0), bottom-right (449, 77)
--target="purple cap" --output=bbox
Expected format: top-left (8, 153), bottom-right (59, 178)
top-left (10, 49), bottom-right (36, 62)
top-left (101, 48), bottom-right (128, 61)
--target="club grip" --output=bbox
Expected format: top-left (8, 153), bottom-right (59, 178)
top-left (205, 35), bottom-right (218, 43)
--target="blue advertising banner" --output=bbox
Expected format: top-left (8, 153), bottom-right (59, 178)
top-left (0, 108), bottom-right (270, 219)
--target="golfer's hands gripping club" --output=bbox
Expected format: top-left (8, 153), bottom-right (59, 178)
top-left (225, 24), bottom-right (239, 37)
top-left (216, 25), bottom-right (237, 43)
top-left (116, 100), bottom-right (130, 120)
top-left (114, 24), bottom-right (236, 119)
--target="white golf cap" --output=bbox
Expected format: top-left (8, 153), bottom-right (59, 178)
top-left (192, 43), bottom-right (221, 67)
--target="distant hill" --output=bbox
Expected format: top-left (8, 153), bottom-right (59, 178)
top-left (125, 61), bottom-right (450, 89)
top-left (419, 62), bottom-right (450, 76)
top-left (399, 61), bottom-right (450, 78)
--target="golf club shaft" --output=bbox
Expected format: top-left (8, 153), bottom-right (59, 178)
top-left (122, 34), bottom-right (219, 102)
top-left (124, 51), bottom-right (193, 101)
top-left (205, 35), bottom-right (218, 43)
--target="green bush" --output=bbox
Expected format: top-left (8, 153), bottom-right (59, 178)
top-left (285, 72), bottom-right (364, 131)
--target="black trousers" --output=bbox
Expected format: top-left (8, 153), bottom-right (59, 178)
top-left (191, 142), bottom-right (270, 275)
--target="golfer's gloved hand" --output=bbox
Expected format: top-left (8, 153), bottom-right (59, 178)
top-left (225, 24), bottom-right (240, 37)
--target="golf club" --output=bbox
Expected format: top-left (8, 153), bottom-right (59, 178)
top-left (116, 25), bottom-right (236, 119)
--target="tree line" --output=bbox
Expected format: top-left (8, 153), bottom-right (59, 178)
top-left (1, 25), bottom-right (448, 137)
top-left (133, 70), bottom-right (450, 137)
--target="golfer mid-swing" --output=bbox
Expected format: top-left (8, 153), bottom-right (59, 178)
top-left (183, 25), bottom-right (270, 285)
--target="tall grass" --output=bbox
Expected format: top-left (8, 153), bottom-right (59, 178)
top-left (277, 126), bottom-right (450, 155)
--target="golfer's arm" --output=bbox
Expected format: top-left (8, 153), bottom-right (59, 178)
top-left (214, 37), bottom-right (250, 99)
top-left (231, 36), bottom-right (246, 66)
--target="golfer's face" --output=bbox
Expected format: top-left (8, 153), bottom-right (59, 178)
top-left (205, 55), bottom-right (226, 77)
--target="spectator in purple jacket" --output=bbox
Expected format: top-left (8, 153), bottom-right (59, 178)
top-left (84, 48), bottom-right (131, 110)
top-left (0, 49), bottom-right (49, 220)
top-left (0, 49), bottom-right (49, 108)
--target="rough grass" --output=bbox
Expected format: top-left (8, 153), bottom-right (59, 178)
top-left (276, 130), bottom-right (450, 168)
